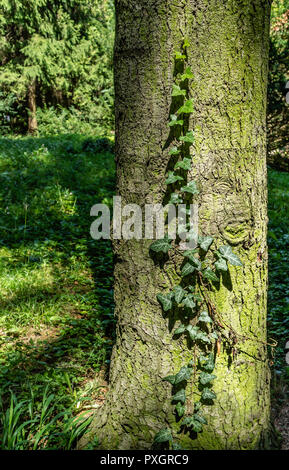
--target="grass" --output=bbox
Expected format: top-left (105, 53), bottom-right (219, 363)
top-left (0, 134), bottom-right (288, 448)
top-left (0, 134), bottom-right (115, 449)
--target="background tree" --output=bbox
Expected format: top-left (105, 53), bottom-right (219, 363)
top-left (267, 0), bottom-right (289, 170)
top-left (0, 0), bottom-right (114, 134)
top-left (81, 0), bottom-right (273, 450)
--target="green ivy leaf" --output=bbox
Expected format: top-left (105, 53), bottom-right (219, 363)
top-left (180, 66), bottom-right (194, 80)
top-left (174, 158), bottom-right (192, 171)
top-left (177, 100), bottom-right (194, 114)
top-left (172, 389), bottom-right (186, 404)
top-left (199, 372), bottom-right (217, 385)
top-left (150, 237), bottom-right (172, 253)
top-left (215, 257), bottom-right (228, 272)
top-left (169, 193), bottom-right (183, 204)
top-left (219, 245), bottom-right (243, 266)
top-left (174, 324), bottom-right (186, 335)
top-left (202, 267), bottom-right (219, 282)
top-left (196, 331), bottom-right (211, 344)
top-left (157, 294), bottom-right (173, 312)
top-left (201, 388), bottom-right (217, 401)
top-left (154, 428), bottom-right (173, 443)
top-left (168, 114), bottom-right (184, 127)
top-left (168, 146), bottom-right (181, 156)
top-left (180, 181), bottom-right (199, 195)
top-left (194, 412), bottom-right (208, 425)
top-left (179, 131), bottom-right (195, 144)
top-left (198, 310), bottom-right (212, 323)
top-left (174, 366), bottom-right (192, 384)
top-left (199, 236), bottom-right (214, 252)
top-left (182, 39), bottom-right (191, 49)
top-left (175, 51), bottom-right (186, 60)
top-left (171, 85), bottom-right (186, 97)
top-left (181, 262), bottom-right (196, 277)
top-left (163, 374), bottom-right (176, 385)
top-left (200, 353), bottom-right (215, 372)
top-left (175, 402), bottom-right (185, 417)
top-left (186, 325), bottom-right (200, 341)
top-left (173, 285), bottom-right (186, 304)
top-left (165, 171), bottom-right (184, 185)
top-left (182, 294), bottom-right (196, 309)
top-left (194, 401), bottom-right (201, 412)
top-left (182, 416), bottom-right (202, 433)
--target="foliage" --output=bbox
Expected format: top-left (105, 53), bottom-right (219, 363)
top-left (0, 134), bottom-right (115, 448)
top-left (0, 0), bottom-right (114, 134)
top-left (267, 0), bottom-right (289, 170)
top-left (268, 168), bottom-right (289, 382)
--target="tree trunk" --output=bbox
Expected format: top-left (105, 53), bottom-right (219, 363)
top-left (28, 79), bottom-right (38, 134)
top-left (82, 0), bottom-right (272, 450)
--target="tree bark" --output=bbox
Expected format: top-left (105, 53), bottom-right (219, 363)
top-left (82, 0), bottom-right (272, 450)
top-left (28, 79), bottom-right (38, 134)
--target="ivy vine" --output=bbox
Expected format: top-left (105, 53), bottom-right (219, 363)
top-left (149, 40), bottom-right (244, 450)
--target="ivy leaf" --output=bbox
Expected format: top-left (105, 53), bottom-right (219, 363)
top-left (163, 374), bottom-right (176, 385)
top-left (219, 245), bottom-right (243, 266)
top-left (172, 389), bottom-right (186, 404)
top-left (174, 324), bottom-right (186, 335)
top-left (175, 402), bottom-right (185, 417)
top-left (154, 428), bottom-right (173, 443)
top-left (194, 401), bottom-right (201, 412)
top-left (171, 85), bottom-right (186, 97)
top-left (196, 331), bottom-right (211, 344)
top-left (157, 294), bottom-right (172, 312)
top-left (169, 193), bottom-right (183, 204)
top-left (180, 67), bottom-right (194, 81)
top-left (202, 267), bottom-right (219, 282)
top-left (182, 294), bottom-right (196, 309)
top-left (198, 310), bottom-right (212, 323)
top-left (181, 181), bottom-right (199, 195)
top-left (179, 131), bottom-right (195, 144)
top-left (186, 325), bottom-right (200, 341)
top-left (182, 39), bottom-right (191, 49)
top-left (174, 366), bottom-right (192, 384)
top-left (182, 417), bottom-right (202, 433)
top-left (199, 372), bottom-right (217, 385)
top-left (200, 353), bottom-right (215, 372)
top-left (215, 257), bottom-right (228, 272)
top-left (175, 51), bottom-right (186, 60)
top-left (168, 114), bottom-right (184, 127)
top-left (194, 412), bottom-right (208, 425)
top-left (181, 262), bottom-right (196, 277)
top-left (210, 331), bottom-right (219, 341)
top-left (174, 158), bottom-right (191, 171)
top-left (150, 237), bottom-right (172, 253)
top-left (201, 388), bottom-right (217, 402)
top-left (177, 100), bottom-right (194, 114)
top-left (168, 146), bottom-right (181, 156)
top-left (173, 285), bottom-right (186, 304)
top-left (198, 236), bottom-right (214, 252)
top-left (166, 171), bottom-right (184, 185)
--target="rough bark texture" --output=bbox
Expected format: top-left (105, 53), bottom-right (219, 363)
top-left (82, 0), bottom-right (272, 450)
top-left (28, 79), bottom-right (38, 134)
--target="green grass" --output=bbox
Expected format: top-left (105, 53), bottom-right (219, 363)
top-left (0, 134), bottom-right (115, 449)
top-left (0, 134), bottom-right (288, 448)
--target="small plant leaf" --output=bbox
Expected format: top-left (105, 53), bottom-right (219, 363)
top-left (171, 85), bottom-right (186, 97)
top-left (154, 428), bottom-right (173, 443)
top-left (181, 262), bottom-right (196, 277)
top-left (177, 100), bottom-right (194, 114)
top-left (219, 245), bottom-right (243, 266)
top-left (172, 389), bottom-right (186, 404)
top-left (168, 146), bottom-right (181, 156)
top-left (174, 366), bottom-right (192, 384)
top-left (201, 388), bottom-right (217, 402)
top-left (174, 158), bottom-right (192, 171)
top-left (182, 294), bottom-right (196, 309)
top-left (181, 181), bottom-right (199, 195)
top-left (199, 236), bottom-right (214, 252)
top-left (179, 131), bottom-right (195, 144)
top-left (199, 372), bottom-right (217, 385)
top-left (198, 310), bottom-right (212, 323)
top-left (173, 285), bottom-right (186, 304)
top-left (202, 267), bottom-right (219, 282)
top-left (157, 294), bottom-right (173, 312)
top-left (175, 402), bottom-right (185, 417)
top-left (215, 257), bottom-right (228, 272)
top-left (150, 237), bottom-right (172, 253)
top-left (166, 171), bottom-right (183, 185)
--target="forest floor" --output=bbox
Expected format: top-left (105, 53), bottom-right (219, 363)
top-left (0, 135), bottom-right (288, 449)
